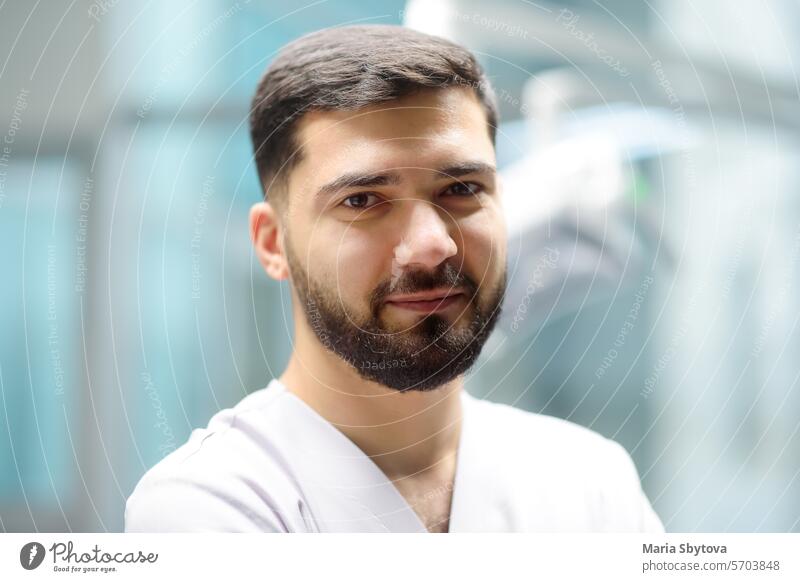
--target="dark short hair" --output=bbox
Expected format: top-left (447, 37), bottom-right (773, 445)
top-left (249, 24), bottom-right (498, 205)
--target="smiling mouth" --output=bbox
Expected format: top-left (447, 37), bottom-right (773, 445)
top-left (384, 290), bottom-right (467, 314)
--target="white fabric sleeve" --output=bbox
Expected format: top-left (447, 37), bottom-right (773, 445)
top-left (124, 478), bottom-right (286, 533)
top-left (603, 440), bottom-right (666, 533)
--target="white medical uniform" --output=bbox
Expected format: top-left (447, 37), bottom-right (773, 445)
top-left (125, 380), bottom-right (664, 532)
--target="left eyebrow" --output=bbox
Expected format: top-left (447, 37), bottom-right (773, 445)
top-left (433, 161), bottom-right (496, 180)
top-left (314, 161), bottom-right (496, 200)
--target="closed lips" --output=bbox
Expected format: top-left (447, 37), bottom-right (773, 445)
top-left (384, 288), bottom-right (465, 303)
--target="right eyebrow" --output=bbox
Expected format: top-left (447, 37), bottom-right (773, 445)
top-left (314, 171), bottom-right (403, 199)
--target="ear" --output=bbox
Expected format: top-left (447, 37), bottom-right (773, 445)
top-left (249, 201), bottom-right (289, 281)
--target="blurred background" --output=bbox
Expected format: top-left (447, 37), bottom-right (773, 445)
top-left (1, 0), bottom-right (799, 532)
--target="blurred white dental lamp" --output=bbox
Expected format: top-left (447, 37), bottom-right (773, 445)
top-left (491, 73), bottom-right (690, 352)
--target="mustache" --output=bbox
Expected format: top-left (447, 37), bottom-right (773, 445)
top-left (369, 262), bottom-right (478, 316)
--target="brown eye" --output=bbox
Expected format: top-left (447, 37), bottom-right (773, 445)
top-left (442, 182), bottom-right (484, 197)
top-left (341, 193), bottom-right (380, 209)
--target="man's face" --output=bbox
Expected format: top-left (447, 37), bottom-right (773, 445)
top-left (282, 87), bottom-right (507, 391)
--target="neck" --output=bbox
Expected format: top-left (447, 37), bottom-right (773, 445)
top-left (280, 324), bottom-right (463, 480)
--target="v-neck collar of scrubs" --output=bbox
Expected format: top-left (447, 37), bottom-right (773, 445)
top-left (271, 379), bottom-right (487, 533)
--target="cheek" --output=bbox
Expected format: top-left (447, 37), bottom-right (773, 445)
top-left (457, 210), bottom-right (506, 283)
top-left (317, 227), bottom-right (389, 304)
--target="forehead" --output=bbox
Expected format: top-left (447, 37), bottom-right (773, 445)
top-left (287, 88), bottom-right (495, 197)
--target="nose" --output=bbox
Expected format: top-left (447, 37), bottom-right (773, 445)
top-left (394, 201), bottom-right (458, 270)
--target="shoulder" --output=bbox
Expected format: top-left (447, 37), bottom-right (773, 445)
top-left (467, 396), bottom-right (634, 481)
top-left (125, 385), bottom-right (301, 532)
top-left (466, 395), bottom-right (622, 458)
top-left (465, 395), bottom-right (664, 532)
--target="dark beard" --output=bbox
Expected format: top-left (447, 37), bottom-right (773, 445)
top-left (286, 243), bottom-right (506, 392)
